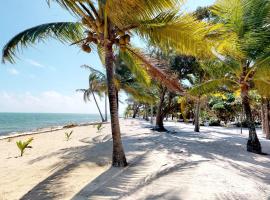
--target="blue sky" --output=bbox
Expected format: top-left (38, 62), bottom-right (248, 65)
top-left (0, 0), bottom-right (215, 114)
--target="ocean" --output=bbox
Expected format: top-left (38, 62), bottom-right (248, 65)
top-left (0, 113), bottom-right (102, 136)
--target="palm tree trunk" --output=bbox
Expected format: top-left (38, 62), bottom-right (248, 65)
top-left (262, 98), bottom-right (270, 139)
top-left (105, 92), bottom-right (108, 122)
top-left (91, 91), bottom-right (105, 122)
top-left (194, 98), bottom-right (200, 132)
top-left (241, 86), bottom-right (262, 154)
top-left (116, 90), bottom-right (119, 110)
top-left (132, 103), bottom-right (139, 118)
top-left (155, 87), bottom-right (167, 131)
top-left (105, 43), bottom-right (127, 167)
top-left (150, 104), bottom-right (154, 124)
top-left (145, 105), bottom-right (149, 121)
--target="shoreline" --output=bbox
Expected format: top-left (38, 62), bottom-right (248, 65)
top-left (0, 121), bottom-right (109, 140)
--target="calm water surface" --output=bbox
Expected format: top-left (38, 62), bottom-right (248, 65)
top-left (0, 113), bottom-right (101, 136)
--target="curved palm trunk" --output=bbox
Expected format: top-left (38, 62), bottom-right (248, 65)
top-left (155, 88), bottom-right (167, 131)
top-left (105, 43), bottom-right (127, 167)
top-left (241, 86), bottom-right (262, 154)
top-left (91, 91), bottom-right (105, 122)
top-left (194, 98), bottom-right (201, 132)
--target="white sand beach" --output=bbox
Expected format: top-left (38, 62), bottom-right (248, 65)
top-left (0, 119), bottom-right (270, 200)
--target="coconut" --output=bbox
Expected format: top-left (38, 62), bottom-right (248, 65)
top-left (115, 39), bottom-right (120, 45)
top-left (124, 34), bottom-right (131, 44)
top-left (82, 44), bottom-right (91, 53)
top-left (87, 31), bottom-right (94, 38)
top-left (119, 37), bottom-right (126, 45)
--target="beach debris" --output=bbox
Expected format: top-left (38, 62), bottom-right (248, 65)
top-left (16, 137), bottom-right (34, 157)
top-left (65, 130), bottom-right (73, 141)
top-left (63, 124), bottom-right (77, 129)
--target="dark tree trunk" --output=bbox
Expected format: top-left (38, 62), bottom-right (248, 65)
top-left (91, 91), bottom-right (105, 122)
top-left (156, 113), bottom-right (166, 131)
top-left (241, 86), bottom-right (262, 154)
top-left (132, 103), bottom-right (139, 118)
top-left (194, 98), bottom-right (200, 132)
top-left (155, 88), bottom-right (167, 131)
top-left (262, 98), bottom-right (270, 139)
top-left (105, 43), bottom-right (127, 167)
top-left (150, 104), bottom-right (154, 124)
top-left (116, 90), bottom-right (119, 110)
top-left (105, 92), bottom-right (108, 122)
top-left (145, 105), bottom-right (149, 121)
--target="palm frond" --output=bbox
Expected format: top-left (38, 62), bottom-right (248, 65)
top-left (122, 84), bottom-right (155, 104)
top-left (189, 79), bottom-right (238, 96)
top-left (254, 63), bottom-right (270, 97)
top-left (2, 22), bottom-right (83, 63)
top-left (76, 89), bottom-right (91, 102)
top-left (119, 50), bottom-right (151, 86)
top-left (137, 12), bottom-right (213, 57)
top-left (211, 0), bottom-right (245, 37)
top-left (81, 64), bottom-right (106, 78)
top-left (105, 0), bottom-right (183, 29)
top-left (126, 46), bottom-right (183, 93)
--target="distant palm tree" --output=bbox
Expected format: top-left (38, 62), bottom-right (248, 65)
top-left (2, 0), bottom-right (212, 166)
top-left (78, 62), bottom-right (155, 121)
top-left (77, 66), bottom-right (107, 122)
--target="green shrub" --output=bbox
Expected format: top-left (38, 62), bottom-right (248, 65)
top-left (65, 130), bottom-right (73, 141)
top-left (16, 137), bottom-right (34, 157)
top-left (97, 123), bottom-right (104, 132)
top-left (209, 119), bottom-right (221, 126)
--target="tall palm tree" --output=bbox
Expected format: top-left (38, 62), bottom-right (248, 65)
top-left (77, 66), bottom-right (107, 122)
top-left (210, 0), bottom-right (270, 154)
top-left (2, 0), bottom-right (212, 166)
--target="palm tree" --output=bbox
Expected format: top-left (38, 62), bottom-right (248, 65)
top-left (210, 0), bottom-right (270, 154)
top-left (77, 66), bottom-right (107, 122)
top-left (2, 0), bottom-right (212, 166)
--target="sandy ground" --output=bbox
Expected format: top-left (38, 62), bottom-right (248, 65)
top-left (0, 119), bottom-right (270, 200)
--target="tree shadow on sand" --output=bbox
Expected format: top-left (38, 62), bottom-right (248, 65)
top-left (20, 120), bottom-right (270, 200)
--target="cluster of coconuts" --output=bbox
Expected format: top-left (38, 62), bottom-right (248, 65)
top-left (81, 17), bottom-right (105, 53)
top-left (81, 17), bottom-right (131, 52)
top-left (116, 31), bottom-right (131, 51)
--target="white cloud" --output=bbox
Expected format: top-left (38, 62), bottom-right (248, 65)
top-left (25, 58), bottom-right (45, 68)
top-left (24, 58), bottom-right (56, 71)
top-left (0, 91), bottom-right (127, 115)
top-left (7, 68), bottom-right (19, 75)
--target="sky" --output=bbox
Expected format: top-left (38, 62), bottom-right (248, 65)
top-left (0, 0), bottom-right (215, 114)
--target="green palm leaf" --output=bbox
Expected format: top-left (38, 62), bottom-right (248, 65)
top-left (2, 22), bottom-right (83, 63)
top-left (189, 79), bottom-right (238, 96)
top-left (137, 12), bottom-right (212, 57)
top-left (119, 50), bottom-right (151, 86)
top-left (105, 0), bottom-right (183, 29)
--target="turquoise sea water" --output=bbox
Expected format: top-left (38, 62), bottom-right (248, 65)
top-left (0, 113), bottom-right (101, 136)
